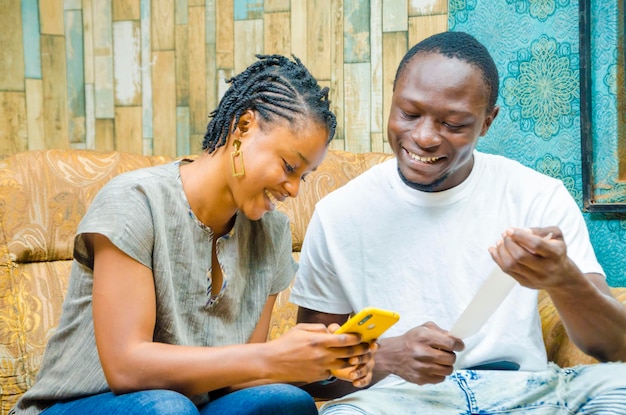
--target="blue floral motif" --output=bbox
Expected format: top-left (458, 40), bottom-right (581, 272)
top-left (448, 0), bottom-right (477, 29)
top-left (535, 154), bottom-right (581, 201)
top-left (505, 0), bottom-right (570, 21)
top-left (502, 35), bottom-right (578, 140)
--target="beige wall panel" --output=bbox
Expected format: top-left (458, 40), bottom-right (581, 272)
top-left (113, 21), bottom-right (142, 106)
top-left (382, 0), bottom-right (408, 32)
top-left (234, 19), bottom-right (263, 74)
top-left (330, 0), bottom-right (344, 144)
top-left (176, 25), bottom-right (190, 106)
top-left (189, 6), bottom-right (207, 134)
top-left (152, 51), bottom-right (177, 156)
top-left (408, 14), bottom-right (447, 46)
top-left (265, 0), bottom-right (290, 12)
top-left (370, 131), bottom-right (384, 152)
top-left (0, 92), bottom-right (27, 155)
top-left (25, 79), bottom-right (45, 150)
top-left (216, 0), bottom-right (234, 68)
top-left (95, 118), bottom-right (115, 150)
top-left (113, 0), bottom-right (141, 20)
top-left (152, 0), bottom-right (175, 50)
top-left (190, 134), bottom-right (204, 155)
top-left (114, 106), bottom-right (143, 154)
top-left (290, 0), bottom-right (307, 61)
top-left (206, 43), bottom-right (217, 122)
top-left (306, 0), bottom-right (331, 80)
top-left (382, 31), bottom-right (407, 143)
top-left (343, 63), bottom-right (370, 153)
top-left (39, 0), bottom-right (65, 35)
top-left (0, 0), bottom-right (25, 91)
top-left (82, 0), bottom-right (95, 84)
top-left (41, 35), bottom-right (69, 149)
top-left (409, 0), bottom-right (448, 16)
top-left (264, 12), bottom-right (290, 56)
top-left (189, 0), bottom-right (205, 5)
top-left (370, 0), bottom-right (383, 135)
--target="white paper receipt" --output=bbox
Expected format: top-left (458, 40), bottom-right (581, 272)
top-left (449, 266), bottom-right (517, 339)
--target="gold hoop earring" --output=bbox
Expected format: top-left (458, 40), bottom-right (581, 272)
top-left (231, 139), bottom-right (245, 177)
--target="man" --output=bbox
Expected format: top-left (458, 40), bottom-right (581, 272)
top-left (291, 31), bottom-right (626, 414)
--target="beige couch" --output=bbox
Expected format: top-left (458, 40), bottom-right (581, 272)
top-left (1, 149), bottom-right (625, 414)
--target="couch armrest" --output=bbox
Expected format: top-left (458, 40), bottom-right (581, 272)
top-left (539, 287), bottom-right (626, 367)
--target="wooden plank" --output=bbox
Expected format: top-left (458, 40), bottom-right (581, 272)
top-left (234, 0), bottom-right (264, 20)
top-left (95, 118), bottom-right (115, 150)
top-left (265, 0), bottom-right (289, 12)
top-left (264, 11), bottom-right (290, 56)
top-left (140, 0), bottom-right (153, 140)
top-left (189, 134), bottom-right (203, 155)
top-left (41, 34), bottom-right (69, 149)
top-left (343, 62), bottom-right (370, 153)
top-left (175, 0), bottom-right (188, 25)
top-left (383, 0), bottom-right (408, 32)
top-left (233, 19), bottom-right (263, 75)
top-left (206, 43), bottom-right (217, 125)
top-left (113, 0), bottom-right (140, 20)
top-left (370, 131), bottom-right (384, 153)
top-left (151, 0), bottom-right (175, 50)
top-left (344, 0), bottom-right (370, 63)
top-left (0, 92), bottom-right (28, 155)
top-left (85, 83), bottom-right (95, 148)
top-left (64, 0), bottom-right (82, 9)
top-left (217, 68), bottom-right (234, 103)
top-left (93, 0), bottom-right (115, 118)
top-left (307, 0), bottom-right (331, 79)
top-left (65, 9), bottom-right (87, 143)
top-left (189, 6), bottom-right (207, 134)
top-left (189, 0), bottom-right (205, 5)
top-left (152, 51), bottom-right (176, 156)
top-left (382, 31), bottom-right (407, 139)
top-left (329, 0), bottom-right (344, 143)
top-left (216, 0), bottom-right (234, 69)
top-left (113, 21), bottom-right (142, 106)
top-left (22, 0), bottom-right (42, 79)
top-left (408, 14), bottom-right (447, 47)
top-left (290, 0), bottom-right (306, 61)
top-left (206, 0), bottom-right (216, 44)
top-left (176, 106), bottom-right (190, 156)
top-left (370, 0), bottom-right (383, 134)
top-left (175, 25), bottom-right (189, 106)
top-left (25, 79), bottom-right (45, 150)
top-left (409, 0), bottom-right (448, 16)
top-left (114, 106), bottom-right (143, 154)
top-left (39, 0), bottom-right (65, 35)
top-left (82, 0), bottom-right (94, 84)
top-left (0, 0), bottom-right (25, 90)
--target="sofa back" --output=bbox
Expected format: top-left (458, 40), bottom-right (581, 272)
top-left (0, 148), bottom-right (392, 413)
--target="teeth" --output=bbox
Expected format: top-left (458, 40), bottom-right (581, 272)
top-left (265, 190), bottom-right (279, 205)
top-left (407, 150), bottom-right (441, 163)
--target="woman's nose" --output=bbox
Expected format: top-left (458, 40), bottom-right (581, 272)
top-left (284, 177), bottom-right (301, 198)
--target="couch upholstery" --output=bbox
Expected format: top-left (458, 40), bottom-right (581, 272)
top-left (1, 149), bottom-right (625, 413)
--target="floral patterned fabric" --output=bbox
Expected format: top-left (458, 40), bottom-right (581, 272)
top-left (1, 149), bottom-right (624, 414)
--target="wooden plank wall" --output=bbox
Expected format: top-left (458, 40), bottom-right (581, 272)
top-left (0, 0), bottom-right (447, 157)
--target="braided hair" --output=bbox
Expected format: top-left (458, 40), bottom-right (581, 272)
top-left (202, 54), bottom-right (337, 153)
top-left (394, 31), bottom-right (500, 111)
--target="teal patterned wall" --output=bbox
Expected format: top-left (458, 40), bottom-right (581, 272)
top-left (449, 0), bottom-right (626, 286)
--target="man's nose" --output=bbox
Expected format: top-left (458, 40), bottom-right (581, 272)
top-left (411, 118), bottom-right (442, 148)
top-left (284, 176), bottom-right (301, 198)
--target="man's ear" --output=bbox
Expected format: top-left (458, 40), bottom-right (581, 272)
top-left (480, 105), bottom-right (500, 136)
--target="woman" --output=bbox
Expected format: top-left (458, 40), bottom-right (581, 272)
top-left (13, 55), bottom-right (375, 415)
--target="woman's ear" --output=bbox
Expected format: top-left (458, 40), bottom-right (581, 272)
top-left (235, 110), bottom-right (256, 136)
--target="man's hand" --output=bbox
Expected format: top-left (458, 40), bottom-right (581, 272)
top-left (375, 322), bottom-right (464, 385)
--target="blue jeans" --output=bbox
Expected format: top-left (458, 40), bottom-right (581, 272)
top-left (321, 363), bottom-right (626, 414)
top-left (42, 384), bottom-right (317, 415)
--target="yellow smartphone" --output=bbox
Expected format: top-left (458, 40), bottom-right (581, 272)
top-left (334, 307), bottom-right (400, 343)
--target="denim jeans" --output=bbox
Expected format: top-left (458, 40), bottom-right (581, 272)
top-left (321, 363), bottom-right (626, 414)
top-left (42, 384), bottom-right (317, 415)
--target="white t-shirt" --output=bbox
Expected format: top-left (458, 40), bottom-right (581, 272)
top-left (291, 151), bottom-right (603, 375)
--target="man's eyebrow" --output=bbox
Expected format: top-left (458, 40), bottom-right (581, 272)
top-left (296, 151), bottom-right (310, 165)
